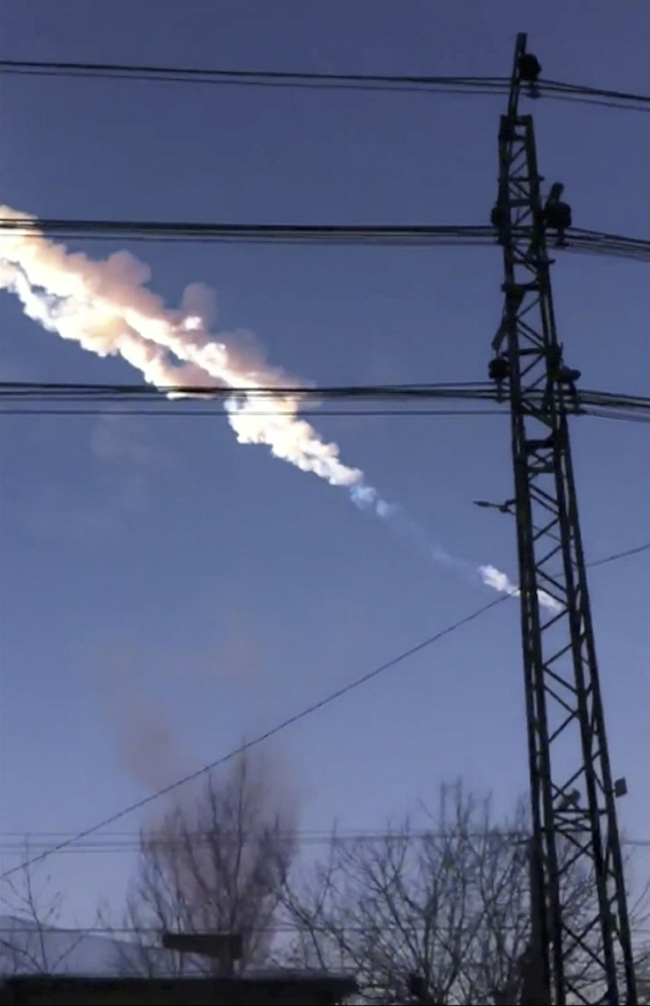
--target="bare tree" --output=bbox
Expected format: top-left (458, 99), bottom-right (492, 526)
top-left (637, 946), bottom-right (650, 1004)
top-left (0, 853), bottom-right (88, 976)
top-left (116, 751), bottom-right (298, 976)
top-left (282, 784), bottom-right (646, 1005)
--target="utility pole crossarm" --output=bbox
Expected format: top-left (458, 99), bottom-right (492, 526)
top-left (490, 33), bottom-right (637, 1006)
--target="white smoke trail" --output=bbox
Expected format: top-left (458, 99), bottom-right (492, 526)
top-left (0, 206), bottom-right (559, 611)
top-left (0, 206), bottom-right (362, 487)
top-left (351, 485), bottom-right (559, 610)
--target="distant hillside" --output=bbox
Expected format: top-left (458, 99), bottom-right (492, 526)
top-left (0, 916), bottom-right (209, 978)
top-left (0, 914), bottom-right (126, 976)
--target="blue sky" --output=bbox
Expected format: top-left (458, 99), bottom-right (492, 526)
top-left (1, 0), bottom-right (648, 924)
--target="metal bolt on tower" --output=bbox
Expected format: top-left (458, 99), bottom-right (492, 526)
top-left (490, 34), bottom-right (637, 1005)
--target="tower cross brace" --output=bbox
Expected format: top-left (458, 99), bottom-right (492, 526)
top-left (491, 32), bottom-right (638, 1006)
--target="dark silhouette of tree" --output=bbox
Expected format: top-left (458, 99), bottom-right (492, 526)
top-left (282, 783), bottom-right (647, 1005)
top-left (1, 852), bottom-right (90, 976)
top-left (114, 751), bottom-right (297, 976)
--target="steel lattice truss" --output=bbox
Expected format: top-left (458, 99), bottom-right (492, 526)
top-left (492, 36), bottom-right (637, 1006)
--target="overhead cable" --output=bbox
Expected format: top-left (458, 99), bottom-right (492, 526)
top-left (2, 828), bottom-right (648, 852)
top-left (2, 217), bottom-right (647, 263)
top-left (1, 382), bottom-right (647, 425)
top-left (1, 59), bottom-right (648, 111)
top-left (0, 594), bottom-right (513, 880)
top-left (1, 539), bottom-right (646, 882)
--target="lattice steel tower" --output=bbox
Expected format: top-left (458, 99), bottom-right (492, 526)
top-left (489, 33), bottom-right (637, 1005)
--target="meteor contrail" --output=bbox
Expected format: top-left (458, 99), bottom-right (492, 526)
top-left (0, 205), bottom-right (558, 611)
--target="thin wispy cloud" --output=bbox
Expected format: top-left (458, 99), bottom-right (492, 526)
top-left (90, 410), bottom-right (168, 520)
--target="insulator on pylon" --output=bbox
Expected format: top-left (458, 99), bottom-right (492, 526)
top-left (491, 204), bottom-right (505, 229)
top-left (559, 365), bottom-right (581, 384)
top-left (519, 53), bottom-right (542, 82)
top-left (489, 356), bottom-right (510, 382)
top-left (546, 201), bottom-right (572, 230)
top-left (519, 52), bottom-right (542, 97)
top-left (544, 183), bottom-right (573, 244)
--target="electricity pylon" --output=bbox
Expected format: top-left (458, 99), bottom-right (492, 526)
top-left (489, 33), bottom-right (637, 1005)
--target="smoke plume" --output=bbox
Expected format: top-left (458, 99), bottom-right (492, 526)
top-left (0, 205), bottom-right (558, 610)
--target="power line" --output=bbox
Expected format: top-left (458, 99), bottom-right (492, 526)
top-left (2, 831), bottom-right (648, 853)
top-left (0, 59), bottom-right (509, 91)
top-left (0, 595), bottom-right (510, 881)
top-left (1, 538), bottom-right (646, 882)
top-left (0, 380), bottom-right (490, 397)
top-left (1, 925), bottom-right (649, 936)
top-left (583, 409), bottom-right (650, 425)
top-left (2, 926), bottom-right (649, 939)
top-left (0, 407), bottom-right (509, 419)
top-left (587, 542), bottom-right (650, 568)
top-left (1, 59), bottom-right (647, 111)
top-left (1, 407), bottom-right (647, 426)
top-left (1, 381), bottom-right (647, 411)
top-left (533, 90), bottom-right (650, 114)
top-left (1, 380), bottom-right (647, 401)
top-left (1, 381), bottom-right (646, 424)
top-left (535, 75), bottom-right (650, 105)
top-left (2, 218), bottom-right (648, 262)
